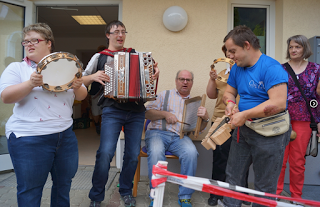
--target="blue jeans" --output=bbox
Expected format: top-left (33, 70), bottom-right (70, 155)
top-left (145, 130), bottom-right (198, 199)
top-left (7, 126), bottom-right (78, 207)
top-left (223, 125), bottom-right (291, 207)
top-left (89, 106), bottom-right (145, 201)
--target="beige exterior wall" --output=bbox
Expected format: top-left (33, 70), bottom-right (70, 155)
top-left (12, 0), bottom-right (320, 140)
top-left (122, 0), bottom-right (229, 140)
top-left (276, 0), bottom-right (320, 63)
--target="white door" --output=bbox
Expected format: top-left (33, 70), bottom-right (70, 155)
top-left (0, 0), bottom-right (35, 171)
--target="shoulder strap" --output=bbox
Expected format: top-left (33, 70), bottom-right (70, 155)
top-left (97, 54), bottom-right (109, 72)
top-left (284, 63), bottom-right (316, 128)
top-left (162, 90), bottom-right (170, 131)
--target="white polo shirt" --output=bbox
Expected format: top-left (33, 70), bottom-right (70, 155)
top-left (0, 60), bottom-right (78, 138)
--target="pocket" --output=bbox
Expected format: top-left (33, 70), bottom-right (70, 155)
top-left (8, 132), bottom-right (17, 142)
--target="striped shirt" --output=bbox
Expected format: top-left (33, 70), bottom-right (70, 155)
top-left (146, 89), bottom-right (190, 135)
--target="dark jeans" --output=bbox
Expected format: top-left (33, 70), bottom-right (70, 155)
top-left (8, 126), bottom-right (78, 207)
top-left (223, 125), bottom-right (291, 207)
top-left (210, 129), bottom-right (249, 199)
top-left (89, 106), bottom-right (145, 201)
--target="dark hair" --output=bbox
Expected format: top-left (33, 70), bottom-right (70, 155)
top-left (23, 23), bottom-right (55, 53)
top-left (223, 25), bottom-right (260, 50)
top-left (286, 35), bottom-right (312, 59)
top-left (97, 45), bottom-right (106, 52)
top-left (105, 20), bottom-right (126, 48)
top-left (222, 45), bottom-right (227, 57)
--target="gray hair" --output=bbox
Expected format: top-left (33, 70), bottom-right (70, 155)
top-left (286, 35), bottom-right (312, 59)
top-left (175, 70), bottom-right (194, 80)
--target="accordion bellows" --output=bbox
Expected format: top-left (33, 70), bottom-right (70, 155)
top-left (104, 52), bottom-right (156, 102)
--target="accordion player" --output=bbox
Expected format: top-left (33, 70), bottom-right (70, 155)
top-left (104, 52), bottom-right (157, 102)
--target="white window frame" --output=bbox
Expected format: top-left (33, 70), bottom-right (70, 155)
top-left (0, 0), bottom-right (34, 171)
top-left (6, 0), bottom-right (124, 169)
top-left (228, 0), bottom-right (275, 58)
top-left (1, 0), bottom-right (35, 26)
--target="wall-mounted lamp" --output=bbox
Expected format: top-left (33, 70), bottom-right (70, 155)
top-left (162, 6), bottom-right (188, 32)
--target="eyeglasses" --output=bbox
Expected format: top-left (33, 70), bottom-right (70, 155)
top-left (21, 39), bottom-right (45, 46)
top-left (177, 78), bottom-right (193, 83)
top-left (109, 30), bottom-right (128, 35)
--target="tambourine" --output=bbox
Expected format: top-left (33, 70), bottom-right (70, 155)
top-left (210, 57), bottom-right (235, 70)
top-left (36, 52), bottom-right (83, 92)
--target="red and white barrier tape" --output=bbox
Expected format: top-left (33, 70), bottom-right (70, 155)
top-left (150, 161), bottom-right (320, 207)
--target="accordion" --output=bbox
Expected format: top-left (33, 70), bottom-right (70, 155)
top-left (104, 52), bottom-right (157, 102)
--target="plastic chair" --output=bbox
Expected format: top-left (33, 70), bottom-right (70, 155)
top-left (132, 120), bottom-right (178, 197)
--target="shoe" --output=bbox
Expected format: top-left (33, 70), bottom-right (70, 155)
top-left (121, 195), bottom-right (136, 207)
top-left (208, 195), bottom-right (218, 206)
top-left (149, 199), bottom-right (154, 207)
top-left (178, 199), bottom-right (192, 207)
top-left (89, 201), bottom-right (101, 207)
top-left (218, 199), bottom-right (226, 207)
top-left (242, 200), bottom-right (252, 205)
top-left (290, 201), bottom-right (304, 206)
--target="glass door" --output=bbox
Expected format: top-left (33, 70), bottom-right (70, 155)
top-left (229, 0), bottom-right (275, 58)
top-left (233, 7), bottom-right (267, 54)
top-left (0, 0), bottom-right (34, 171)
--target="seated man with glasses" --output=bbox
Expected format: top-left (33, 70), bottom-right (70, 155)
top-left (82, 20), bottom-right (159, 207)
top-left (145, 70), bottom-right (209, 207)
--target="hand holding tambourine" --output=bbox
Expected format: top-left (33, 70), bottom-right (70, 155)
top-left (72, 78), bottom-right (83, 90)
top-left (36, 52), bottom-right (83, 92)
top-left (29, 71), bottom-right (43, 88)
top-left (209, 70), bottom-right (218, 80)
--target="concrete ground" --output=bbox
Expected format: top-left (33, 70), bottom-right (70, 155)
top-left (0, 165), bottom-right (217, 207)
top-left (0, 165), bottom-right (300, 207)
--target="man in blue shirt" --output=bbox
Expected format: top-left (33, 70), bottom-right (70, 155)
top-left (222, 25), bottom-right (291, 207)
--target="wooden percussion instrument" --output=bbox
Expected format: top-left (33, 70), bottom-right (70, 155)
top-left (201, 115), bottom-right (232, 150)
top-left (202, 105), bottom-right (237, 150)
top-left (180, 94), bottom-right (206, 139)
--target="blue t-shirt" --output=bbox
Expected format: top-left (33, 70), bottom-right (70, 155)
top-left (227, 54), bottom-right (288, 112)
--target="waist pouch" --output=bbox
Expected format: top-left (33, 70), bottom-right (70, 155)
top-left (245, 110), bottom-right (290, 137)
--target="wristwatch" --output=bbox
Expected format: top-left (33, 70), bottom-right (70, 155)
top-left (203, 118), bottom-right (210, 122)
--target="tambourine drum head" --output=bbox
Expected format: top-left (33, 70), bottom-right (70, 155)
top-left (38, 52), bottom-right (82, 92)
top-left (41, 59), bottom-right (78, 86)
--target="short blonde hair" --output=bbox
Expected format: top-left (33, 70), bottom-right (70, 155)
top-left (23, 23), bottom-right (55, 53)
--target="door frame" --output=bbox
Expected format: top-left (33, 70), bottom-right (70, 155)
top-left (0, 0), bottom-right (35, 171)
top-left (228, 0), bottom-right (275, 58)
top-left (34, 0), bottom-right (124, 169)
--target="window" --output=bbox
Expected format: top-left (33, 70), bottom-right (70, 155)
top-left (228, 0), bottom-right (275, 57)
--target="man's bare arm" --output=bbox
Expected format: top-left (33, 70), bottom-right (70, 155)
top-left (230, 83), bottom-right (288, 127)
top-left (222, 85), bottom-right (238, 116)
